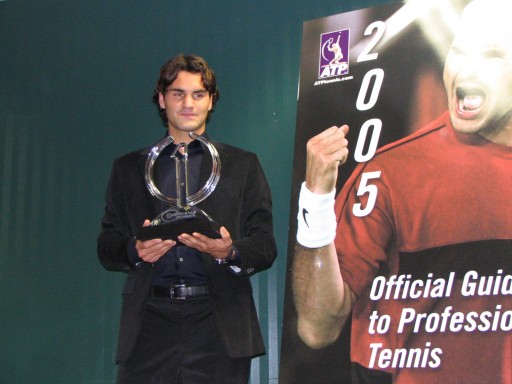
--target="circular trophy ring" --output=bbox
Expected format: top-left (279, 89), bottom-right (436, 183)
top-left (144, 133), bottom-right (221, 206)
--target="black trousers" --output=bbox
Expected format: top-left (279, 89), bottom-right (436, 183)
top-left (116, 295), bottom-right (251, 384)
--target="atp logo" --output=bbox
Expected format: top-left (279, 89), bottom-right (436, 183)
top-left (319, 29), bottom-right (350, 79)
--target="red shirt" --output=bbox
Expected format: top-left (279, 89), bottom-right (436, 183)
top-left (335, 112), bottom-right (512, 383)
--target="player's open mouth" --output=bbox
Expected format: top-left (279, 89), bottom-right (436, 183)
top-left (456, 87), bottom-right (485, 117)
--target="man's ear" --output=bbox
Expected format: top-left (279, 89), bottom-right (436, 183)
top-left (158, 92), bottom-right (166, 109)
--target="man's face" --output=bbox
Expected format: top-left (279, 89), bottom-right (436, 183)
top-left (443, 1), bottom-right (512, 144)
top-left (158, 71), bottom-right (213, 141)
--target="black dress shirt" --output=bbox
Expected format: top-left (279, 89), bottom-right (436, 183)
top-left (129, 138), bottom-right (206, 286)
top-left (153, 138), bottom-right (206, 286)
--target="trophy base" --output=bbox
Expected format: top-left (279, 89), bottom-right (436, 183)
top-left (136, 206), bottom-right (221, 243)
top-left (137, 220), bottom-right (221, 242)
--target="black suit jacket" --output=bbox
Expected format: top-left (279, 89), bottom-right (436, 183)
top-left (98, 136), bottom-right (277, 362)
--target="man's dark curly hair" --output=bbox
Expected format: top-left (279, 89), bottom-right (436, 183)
top-left (152, 54), bottom-right (220, 126)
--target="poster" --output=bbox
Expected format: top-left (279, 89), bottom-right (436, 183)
top-left (281, 1), bottom-right (512, 383)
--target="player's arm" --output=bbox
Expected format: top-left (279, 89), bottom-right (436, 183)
top-left (293, 243), bottom-right (354, 348)
top-left (292, 125), bottom-right (355, 348)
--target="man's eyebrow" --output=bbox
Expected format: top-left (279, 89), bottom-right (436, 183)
top-left (167, 87), bottom-right (208, 93)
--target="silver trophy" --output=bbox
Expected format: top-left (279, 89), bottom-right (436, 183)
top-left (137, 132), bottom-right (221, 242)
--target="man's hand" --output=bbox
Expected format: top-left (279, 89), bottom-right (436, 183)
top-left (178, 226), bottom-right (233, 260)
top-left (306, 125), bottom-right (349, 194)
top-left (135, 219), bottom-right (176, 263)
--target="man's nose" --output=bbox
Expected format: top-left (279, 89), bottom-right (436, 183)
top-left (183, 94), bottom-right (194, 107)
top-left (457, 54), bottom-right (482, 79)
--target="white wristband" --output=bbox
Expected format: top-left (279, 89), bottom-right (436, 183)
top-left (296, 182), bottom-right (337, 248)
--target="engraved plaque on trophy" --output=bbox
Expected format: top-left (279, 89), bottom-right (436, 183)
top-left (137, 133), bottom-right (221, 242)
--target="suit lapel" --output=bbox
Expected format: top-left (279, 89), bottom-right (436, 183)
top-left (138, 147), bottom-right (162, 219)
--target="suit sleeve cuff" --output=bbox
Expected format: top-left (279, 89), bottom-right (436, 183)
top-left (127, 237), bottom-right (144, 268)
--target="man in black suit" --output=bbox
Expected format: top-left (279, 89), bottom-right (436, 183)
top-left (98, 54), bottom-right (277, 384)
